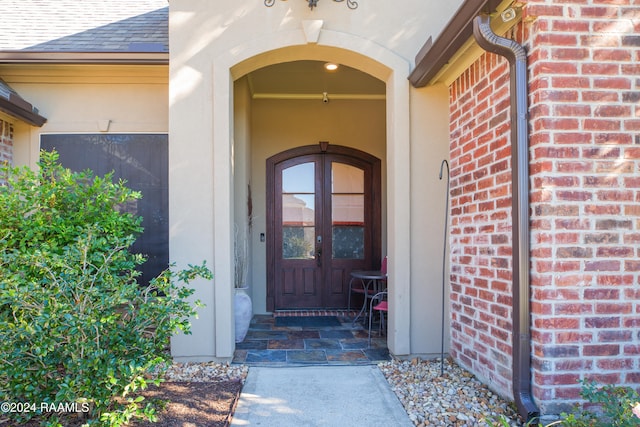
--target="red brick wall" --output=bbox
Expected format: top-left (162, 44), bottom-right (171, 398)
top-left (449, 50), bottom-right (515, 398)
top-left (448, 0), bottom-right (640, 415)
top-left (0, 117), bottom-right (13, 167)
top-left (525, 0), bottom-right (640, 414)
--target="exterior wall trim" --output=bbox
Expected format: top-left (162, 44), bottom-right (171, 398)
top-left (0, 51), bottom-right (169, 65)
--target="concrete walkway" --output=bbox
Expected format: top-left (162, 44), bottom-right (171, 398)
top-left (231, 365), bottom-right (412, 426)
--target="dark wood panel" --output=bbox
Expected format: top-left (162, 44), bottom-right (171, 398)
top-left (40, 134), bottom-right (169, 287)
top-left (303, 267), bottom-right (318, 295)
top-left (331, 268), bottom-right (346, 295)
top-left (282, 268), bottom-right (295, 295)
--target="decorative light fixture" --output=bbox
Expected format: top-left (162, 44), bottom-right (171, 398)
top-left (264, 0), bottom-right (358, 10)
top-left (324, 62), bottom-right (339, 71)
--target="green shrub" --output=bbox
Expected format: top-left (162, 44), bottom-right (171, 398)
top-left (487, 380), bottom-right (640, 427)
top-left (561, 381), bottom-right (640, 427)
top-left (486, 414), bottom-right (562, 427)
top-left (0, 151), bottom-right (211, 426)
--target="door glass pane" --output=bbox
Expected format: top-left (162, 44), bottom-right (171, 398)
top-left (332, 163), bottom-right (364, 193)
top-left (331, 163), bottom-right (365, 259)
top-left (283, 162), bottom-right (315, 193)
top-left (282, 163), bottom-right (315, 259)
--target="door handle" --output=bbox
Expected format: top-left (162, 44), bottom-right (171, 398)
top-left (316, 235), bottom-right (322, 267)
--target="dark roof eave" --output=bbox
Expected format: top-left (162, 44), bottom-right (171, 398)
top-left (0, 51), bottom-right (169, 65)
top-left (0, 96), bottom-right (47, 127)
top-left (409, 0), bottom-right (502, 87)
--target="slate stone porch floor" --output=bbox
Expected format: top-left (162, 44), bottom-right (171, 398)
top-left (232, 312), bottom-right (390, 366)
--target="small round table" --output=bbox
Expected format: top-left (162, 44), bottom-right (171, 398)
top-left (348, 270), bottom-right (387, 326)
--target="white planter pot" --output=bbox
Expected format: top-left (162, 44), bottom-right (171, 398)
top-left (234, 287), bottom-right (253, 343)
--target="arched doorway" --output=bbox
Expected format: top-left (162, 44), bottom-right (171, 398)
top-left (266, 144), bottom-right (381, 311)
top-left (217, 42), bottom-right (412, 357)
top-left (169, 30), bottom-right (413, 359)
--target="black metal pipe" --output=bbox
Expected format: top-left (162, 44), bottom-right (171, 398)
top-left (472, 15), bottom-right (540, 422)
top-left (439, 159), bottom-right (450, 376)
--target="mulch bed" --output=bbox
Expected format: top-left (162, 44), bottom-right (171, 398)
top-left (135, 381), bottom-right (243, 427)
top-left (13, 380), bottom-right (243, 427)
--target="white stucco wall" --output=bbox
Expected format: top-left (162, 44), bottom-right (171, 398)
top-left (409, 83), bottom-right (451, 356)
top-left (169, 0), bottom-right (464, 68)
top-left (0, 65), bottom-right (168, 167)
top-left (170, 0), bottom-right (456, 359)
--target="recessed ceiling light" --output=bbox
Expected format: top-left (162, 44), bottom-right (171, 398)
top-left (324, 62), bottom-right (339, 71)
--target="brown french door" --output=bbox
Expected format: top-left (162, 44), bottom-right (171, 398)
top-left (267, 145), bottom-right (381, 311)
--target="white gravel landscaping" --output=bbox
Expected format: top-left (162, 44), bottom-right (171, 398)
top-left (379, 358), bottom-right (522, 427)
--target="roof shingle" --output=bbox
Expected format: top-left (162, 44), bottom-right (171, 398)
top-left (0, 0), bottom-right (168, 52)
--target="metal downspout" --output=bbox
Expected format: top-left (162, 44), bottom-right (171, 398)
top-left (472, 15), bottom-right (540, 422)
